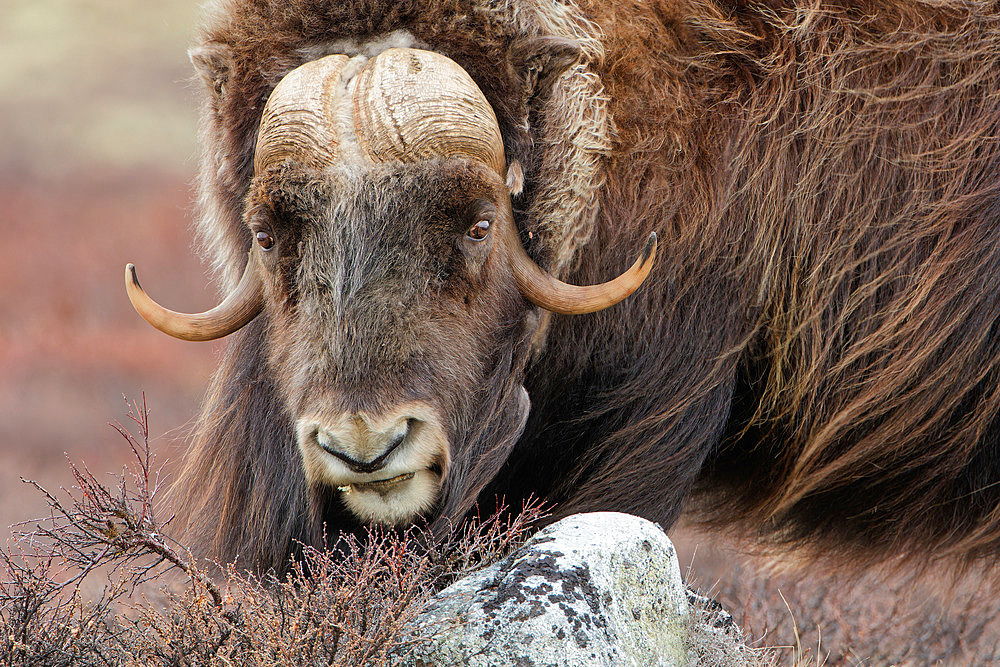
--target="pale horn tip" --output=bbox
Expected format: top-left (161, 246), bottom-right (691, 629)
top-left (641, 232), bottom-right (657, 266)
top-left (125, 263), bottom-right (143, 300)
top-left (122, 258), bottom-right (264, 342)
top-left (125, 263), bottom-right (148, 308)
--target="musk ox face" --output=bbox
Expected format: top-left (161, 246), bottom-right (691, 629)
top-left (248, 159), bottom-right (533, 524)
top-left (124, 47), bottom-right (655, 530)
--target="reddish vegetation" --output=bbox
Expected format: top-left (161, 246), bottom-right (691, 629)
top-left (6, 1), bottom-right (1000, 661)
top-left (674, 525), bottom-right (1000, 664)
top-left (2, 401), bottom-right (551, 665)
top-left (0, 170), bottom-right (217, 533)
top-left (5, 169), bottom-right (997, 664)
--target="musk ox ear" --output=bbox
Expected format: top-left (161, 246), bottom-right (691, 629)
top-left (189, 42), bottom-right (234, 99)
top-left (509, 36), bottom-right (583, 99)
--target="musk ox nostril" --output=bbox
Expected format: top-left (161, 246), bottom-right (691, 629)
top-left (315, 418), bottom-right (412, 474)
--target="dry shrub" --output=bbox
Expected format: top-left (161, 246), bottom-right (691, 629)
top-left (685, 587), bottom-right (781, 667)
top-left (3, 395), bottom-right (846, 666)
top-left (717, 565), bottom-right (1000, 666)
top-left (1, 396), bottom-right (545, 666)
top-left (678, 529), bottom-right (1000, 666)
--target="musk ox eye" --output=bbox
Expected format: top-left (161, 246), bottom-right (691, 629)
top-left (256, 229), bottom-right (275, 250)
top-left (467, 219), bottom-right (491, 241)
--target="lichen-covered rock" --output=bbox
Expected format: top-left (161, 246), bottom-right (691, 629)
top-left (406, 512), bottom-right (691, 666)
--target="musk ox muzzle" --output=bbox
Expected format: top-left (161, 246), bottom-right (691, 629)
top-left (296, 402), bottom-right (449, 525)
top-left (124, 48), bottom-right (655, 526)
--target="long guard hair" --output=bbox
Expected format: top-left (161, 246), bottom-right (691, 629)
top-left (173, 0), bottom-right (1000, 573)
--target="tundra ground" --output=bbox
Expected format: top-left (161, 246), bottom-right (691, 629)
top-left (2, 1), bottom-right (998, 663)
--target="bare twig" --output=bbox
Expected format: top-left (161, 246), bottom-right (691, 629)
top-left (2, 396), bottom-right (555, 665)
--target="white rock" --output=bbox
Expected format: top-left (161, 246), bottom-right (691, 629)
top-left (407, 512), bottom-right (691, 666)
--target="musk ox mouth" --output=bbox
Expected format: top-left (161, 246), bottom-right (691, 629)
top-left (334, 467), bottom-right (442, 524)
top-left (336, 471), bottom-right (415, 494)
top-left (295, 403), bottom-right (450, 525)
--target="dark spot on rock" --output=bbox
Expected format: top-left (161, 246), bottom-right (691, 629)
top-left (483, 552), bottom-right (566, 610)
top-left (550, 564), bottom-right (602, 614)
top-left (641, 539), bottom-right (652, 552)
top-left (561, 579), bottom-right (581, 600)
top-left (556, 628), bottom-right (566, 640)
top-left (558, 602), bottom-right (577, 619)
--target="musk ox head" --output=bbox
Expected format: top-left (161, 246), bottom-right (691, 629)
top-left (125, 49), bottom-right (655, 528)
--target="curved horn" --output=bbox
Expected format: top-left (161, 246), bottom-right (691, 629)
top-left (124, 256), bottom-right (263, 341)
top-left (125, 57), bottom-right (347, 342)
top-left (353, 49), bottom-right (506, 176)
top-left (254, 54), bottom-right (350, 173)
top-left (505, 224), bottom-right (657, 315)
top-left (352, 48), bottom-right (656, 315)
top-left (253, 48), bottom-right (654, 318)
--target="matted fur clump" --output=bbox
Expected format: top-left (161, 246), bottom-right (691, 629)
top-left (172, 0), bottom-right (1000, 575)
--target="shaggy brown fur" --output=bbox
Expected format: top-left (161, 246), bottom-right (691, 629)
top-left (172, 0), bottom-right (1000, 573)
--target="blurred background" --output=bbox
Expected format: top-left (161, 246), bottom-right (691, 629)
top-left (1, 2), bottom-right (997, 663)
top-left (0, 0), bottom-right (216, 532)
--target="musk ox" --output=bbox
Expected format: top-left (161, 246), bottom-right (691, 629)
top-left (127, 0), bottom-right (1000, 574)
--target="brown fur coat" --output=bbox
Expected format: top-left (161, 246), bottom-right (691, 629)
top-left (174, 0), bottom-right (1000, 572)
